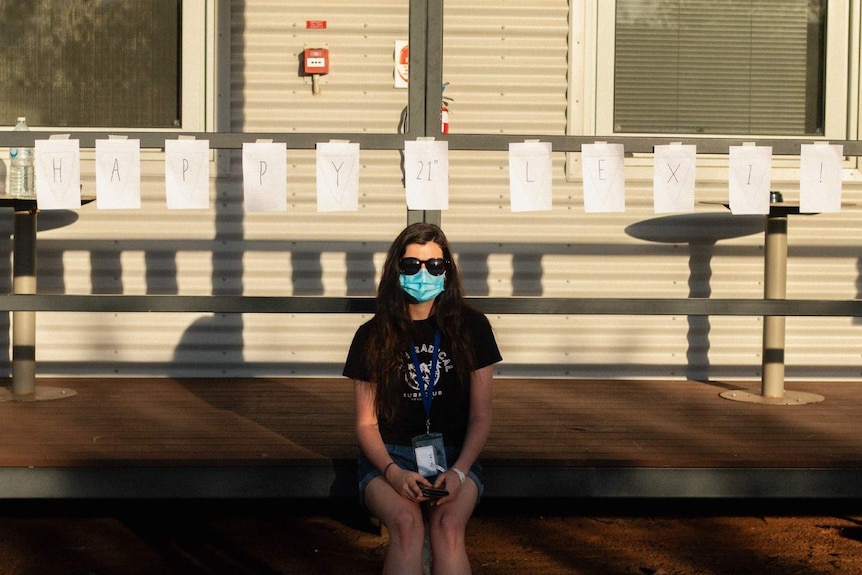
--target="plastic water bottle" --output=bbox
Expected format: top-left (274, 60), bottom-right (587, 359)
top-left (9, 117), bottom-right (34, 198)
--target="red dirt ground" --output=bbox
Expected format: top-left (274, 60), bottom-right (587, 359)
top-left (0, 499), bottom-right (860, 574)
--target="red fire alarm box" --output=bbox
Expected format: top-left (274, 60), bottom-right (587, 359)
top-left (303, 48), bottom-right (330, 75)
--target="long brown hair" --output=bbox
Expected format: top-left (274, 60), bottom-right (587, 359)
top-left (365, 223), bottom-right (475, 423)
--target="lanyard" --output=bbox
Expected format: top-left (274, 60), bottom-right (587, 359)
top-left (409, 328), bottom-right (441, 434)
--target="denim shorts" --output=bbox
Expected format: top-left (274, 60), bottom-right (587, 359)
top-left (357, 443), bottom-right (484, 505)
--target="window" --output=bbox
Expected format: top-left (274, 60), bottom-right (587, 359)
top-left (584, 0), bottom-right (850, 139)
top-left (614, 0), bottom-right (825, 135)
top-left (0, 1), bottom-right (210, 131)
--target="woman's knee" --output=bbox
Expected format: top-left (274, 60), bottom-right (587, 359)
top-left (381, 504), bottom-right (425, 544)
top-left (366, 482), bottom-right (424, 537)
top-left (429, 508), bottom-right (468, 546)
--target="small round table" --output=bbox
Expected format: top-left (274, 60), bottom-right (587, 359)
top-left (0, 196), bottom-right (89, 401)
top-left (715, 199), bottom-right (825, 405)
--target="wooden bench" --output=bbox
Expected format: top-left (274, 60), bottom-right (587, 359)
top-left (0, 377), bottom-right (860, 499)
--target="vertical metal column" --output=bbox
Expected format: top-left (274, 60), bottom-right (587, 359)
top-left (406, 0), bottom-right (443, 228)
top-left (761, 214), bottom-right (787, 398)
top-left (721, 201), bottom-right (824, 405)
top-left (0, 201), bottom-right (76, 402)
top-left (12, 207), bottom-right (37, 397)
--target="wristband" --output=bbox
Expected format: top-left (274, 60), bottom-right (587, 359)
top-left (383, 461), bottom-right (397, 479)
top-left (450, 466), bottom-right (466, 484)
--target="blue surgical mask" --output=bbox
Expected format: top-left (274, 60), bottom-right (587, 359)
top-left (399, 269), bottom-right (445, 303)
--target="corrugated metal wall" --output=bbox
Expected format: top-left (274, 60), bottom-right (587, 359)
top-left (14, 0), bottom-right (862, 382)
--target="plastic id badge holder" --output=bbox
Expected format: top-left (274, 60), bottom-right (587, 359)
top-left (412, 432), bottom-right (447, 477)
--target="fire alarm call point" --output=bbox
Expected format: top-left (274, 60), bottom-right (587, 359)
top-left (303, 48), bottom-right (329, 75)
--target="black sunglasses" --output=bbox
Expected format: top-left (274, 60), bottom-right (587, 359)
top-left (398, 257), bottom-right (449, 276)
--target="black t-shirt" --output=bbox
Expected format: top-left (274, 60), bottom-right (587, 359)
top-left (343, 307), bottom-right (502, 446)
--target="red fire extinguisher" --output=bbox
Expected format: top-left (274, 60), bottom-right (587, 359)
top-left (441, 83), bottom-right (452, 134)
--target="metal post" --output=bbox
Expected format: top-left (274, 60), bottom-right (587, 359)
top-left (12, 207), bottom-right (37, 397)
top-left (405, 0), bottom-right (444, 229)
top-left (721, 201), bottom-right (824, 405)
top-left (761, 214), bottom-right (787, 398)
top-left (0, 202), bottom-right (76, 402)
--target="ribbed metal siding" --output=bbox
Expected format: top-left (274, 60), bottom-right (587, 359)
top-left (443, 2), bottom-right (570, 135)
top-left (22, 0), bottom-right (862, 382)
top-left (28, 0), bottom-right (413, 378)
top-left (233, 1), bottom-right (410, 134)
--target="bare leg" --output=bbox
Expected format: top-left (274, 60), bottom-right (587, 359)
top-left (365, 476), bottom-right (427, 575)
top-left (428, 479), bottom-right (479, 575)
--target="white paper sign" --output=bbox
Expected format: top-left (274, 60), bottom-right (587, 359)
top-left (404, 140), bottom-right (449, 210)
top-left (509, 141), bottom-right (552, 212)
top-left (242, 142), bottom-right (287, 212)
top-left (800, 143), bottom-right (843, 213)
top-left (165, 139), bottom-right (210, 209)
top-left (316, 141), bottom-right (360, 212)
top-left (653, 144), bottom-right (696, 213)
top-left (581, 143), bottom-right (625, 213)
top-left (35, 138), bottom-right (81, 210)
top-left (95, 139), bottom-right (141, 209)
top-left (729, 145), bottom-right (771, 215)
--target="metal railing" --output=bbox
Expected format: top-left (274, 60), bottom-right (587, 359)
top-left (0, 294), bottom-right (859, 318)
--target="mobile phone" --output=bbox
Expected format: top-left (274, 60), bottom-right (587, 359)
top-left (420, 486), bottom-right (449, 498)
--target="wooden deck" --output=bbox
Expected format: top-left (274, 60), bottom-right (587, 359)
top-left (0, 377), bottom-right (859, 499)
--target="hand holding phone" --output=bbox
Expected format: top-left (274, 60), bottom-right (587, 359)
top-left (420, 486), bottom-right (449, 499)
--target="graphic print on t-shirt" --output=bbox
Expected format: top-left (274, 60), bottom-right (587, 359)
top-left (403, 343), bottom-right (452, 401)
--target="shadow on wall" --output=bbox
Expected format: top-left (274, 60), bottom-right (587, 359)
top-left (626, 212), bottom-right (765, 381)
top-left (173, 159), bottom-right (245, 376)
top-left (14, 212), bottom-right (862, 378)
